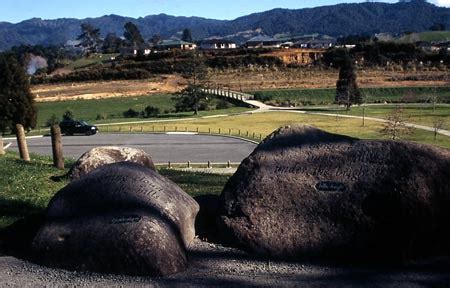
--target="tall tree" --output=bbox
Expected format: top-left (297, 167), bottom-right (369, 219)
top-left (335, 50), bottom-right (362, 110)
top-left (173, 53), bottom-right (209, 115)
top-left (174, 84), bottom-right (209, 115)
top-left (150, 34), bottom-right (162, 46)
top-left (77, 23), bottom-right (102, 55)
top-left (181, 28), bottom-right (193, 42)
top-left (0, 53), bottom-right (37, 133)
top-left (102, 33), bottom-right (123, 53)
top-left (123, 22), bottom-right (144, 48)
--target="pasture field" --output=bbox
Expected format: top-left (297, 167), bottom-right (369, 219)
top-left (35, 94), bottom-right (251, 128)
top-left (250, 86), bottom-right (450, 105)
top-left (64, 53), bottom-right (119, 70)
top-left (101, 111), bottom-right (450, 148)
top-left (297, 104), bottom-right (450, 130)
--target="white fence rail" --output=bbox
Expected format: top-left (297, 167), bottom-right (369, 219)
top-left (201, 88), bottom-right (254, 101)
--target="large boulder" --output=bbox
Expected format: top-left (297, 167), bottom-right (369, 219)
top-left (67, 146), bottom-right (155, 180)
top-left (219, 125), bottom-right (450, 262)
top-left (32, 162), bottom-right (199, 276)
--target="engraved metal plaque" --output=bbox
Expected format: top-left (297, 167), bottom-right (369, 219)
top-left (315, 181), bottom-right (346, 192)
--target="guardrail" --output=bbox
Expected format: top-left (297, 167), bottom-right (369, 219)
top-left (97, 124), bottom-right (263, 143)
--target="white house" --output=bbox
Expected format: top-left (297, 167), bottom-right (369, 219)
top-left (200, 39), bottom-right (237, 50)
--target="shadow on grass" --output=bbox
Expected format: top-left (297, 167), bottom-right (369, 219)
top-left (0, 198), bottom-right (44, 218)
top-left (0, 198), bottom-right (46, 258)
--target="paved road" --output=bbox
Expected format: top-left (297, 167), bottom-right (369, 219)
top-left (8, 133), bottom-right (256, 163)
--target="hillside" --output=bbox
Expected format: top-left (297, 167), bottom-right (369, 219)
top-left (0, 1), bottom-right (449, 51)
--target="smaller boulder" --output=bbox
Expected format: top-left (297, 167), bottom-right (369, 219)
top-left (68, 146), bottom-right (155, 180)
top-left (32, 162), bottom-right (199, 276)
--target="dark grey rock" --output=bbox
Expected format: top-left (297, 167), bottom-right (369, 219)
top-left (67, 146), bottom-right (155, 180)
top-left (32, 162), bottom-right (199, 276)
top-left (219, 125), bottom-right (450, 262)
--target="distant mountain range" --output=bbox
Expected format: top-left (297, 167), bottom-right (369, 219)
top-left (1, 1), bottom-right (450, 51)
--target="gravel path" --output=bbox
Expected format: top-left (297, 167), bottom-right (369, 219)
top-left (1, 239), bottom-right (449, 287)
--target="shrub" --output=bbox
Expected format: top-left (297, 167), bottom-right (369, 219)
top-left (45, 114), bottom-right (60, 127)
top-left (123, 108), bottom-right (140, 118)
top-left (216, 100), bottom-right (232, 110)
top-left (143, 106), bottom-right (160, 118)
top-left (63, 110), bottom-right (74, 121)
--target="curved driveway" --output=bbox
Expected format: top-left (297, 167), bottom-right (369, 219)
top-left (8, 133), bottom-right (256, 163)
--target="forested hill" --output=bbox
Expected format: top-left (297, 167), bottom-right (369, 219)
top-left (1, 1), bottom-right (449, 51)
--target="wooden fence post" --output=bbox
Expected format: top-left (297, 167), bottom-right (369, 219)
top-left (0, 135), bottom-right (5, 155)
top-left (51, 125), bottom-right (64, 169)
top-left (15, 124), bottom-right (30, 162)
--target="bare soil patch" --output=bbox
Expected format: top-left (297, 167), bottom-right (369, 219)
top-left (31, 69), bottom-right (449, 103)
top-left (32, 75), bottom-right (186, 102)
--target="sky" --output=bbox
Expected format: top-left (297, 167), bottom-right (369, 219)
top-left (1, 0), bottom-right (450, 23)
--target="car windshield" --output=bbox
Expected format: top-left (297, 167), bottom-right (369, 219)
top-left (79, 121), bottom-right (89, 126)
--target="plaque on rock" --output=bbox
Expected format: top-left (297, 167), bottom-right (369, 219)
top-left (219, 125), bottom-right (450, 262)
top-left (315, 181), bottom-right (346, 192)
top-left (32, 162), bottom-right (199, 276)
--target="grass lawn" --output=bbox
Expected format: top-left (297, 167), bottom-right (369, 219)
top-left (296, 104), bottom-right (450, 131)
top-left (250, 87), bottom-right (450, 105)
top-left (35, 94), bottom-right (252, 128)
top-left (0, 152), bottom-right (230, 230)
top-left (64, 53), bottom-right (119, 70)
top-left (396, 31), bottom-right (450, 43)
top-left (101, 111), bottom-right (450, 149)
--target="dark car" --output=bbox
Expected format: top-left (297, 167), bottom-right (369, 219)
top-left (59, 120), bottom-right (98, 136)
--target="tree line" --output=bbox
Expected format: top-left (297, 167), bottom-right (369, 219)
top-left (77, 22), bottom-right (194, 55)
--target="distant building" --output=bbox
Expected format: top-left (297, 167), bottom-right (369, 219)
top-left (155, 39), bottom-right (197, 51)
top-left (245, 35), bottom-right (281, 49)
top-left (199, 39), bottom-right (237, 50)
top-left (120, 45), bottom-right (152, 56)
top-left (280, 41), bottom-right (294, 49)
top-left (294, 38), bottom-right (336, 49)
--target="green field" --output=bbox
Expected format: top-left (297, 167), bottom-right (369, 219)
top-left (64, 53), bottom-right (118, 70)
top-left (250, 87), bottom-right (450, 105)
top-left (297, 104), bottom-right (450, 130)
top-left (36, 94), bottom-right (251, 128)
top-left (101, 111), bottom-right (450, 148)
top-left (0, 152), bottom-right (230, 229)
top-left (396, 31), bottom-right (450, 43)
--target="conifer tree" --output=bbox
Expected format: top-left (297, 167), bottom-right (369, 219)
top-left (335, 50), bottom-right (362, 110)
top-left (0, 53), bottom-right (37, 133)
